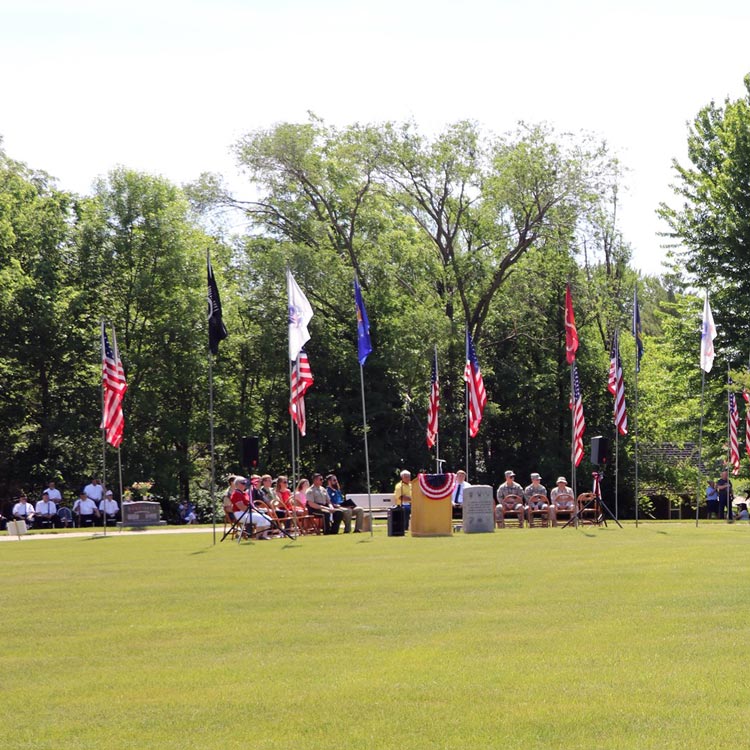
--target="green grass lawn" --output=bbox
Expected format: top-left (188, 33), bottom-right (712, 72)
top-left (2, 522), bottom-right (748, 749)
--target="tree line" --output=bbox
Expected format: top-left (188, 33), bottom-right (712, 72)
top-left (2, 75), bottom-right (749, 516)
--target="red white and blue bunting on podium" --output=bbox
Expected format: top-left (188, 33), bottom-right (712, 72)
top-left (417, 473), bottom-right (456, 500)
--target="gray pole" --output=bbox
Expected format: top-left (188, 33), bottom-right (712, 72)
top-left (634, 341), bottom-right (639, 528)
top-left (209, 350), bottom-right (216, 544)
top-left (359, 362), bottom-right (373, 536)
top-left (435, 344), bottom-right (440, 474)
top-left (101, 320), bottom-right (107, 537)
top-left (696, 369), bottom-right (706, 527)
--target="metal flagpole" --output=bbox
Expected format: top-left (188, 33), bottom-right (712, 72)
top-left (101, 320), bottom-right (107, 537)
top-left (696, 369), bottom-right (706, 527)
top-left (117, 446), bottom-right (124, 532)
top-left (465, 329), bottom-right (469, 476)
top-left (634, 338), bottom-right (640, 528)
top-left (727, 362), bottom-right (733, 523)
top-left (289, 358), bottom-right (297, 510)
top-left (435, 344), bottom-right (440, 474)
top-left (359, 362), bottom-right (373, 536)
top-left (209, 349), bottom-right (216, 544)
top-left (615, 429), bottom-right (619, 520)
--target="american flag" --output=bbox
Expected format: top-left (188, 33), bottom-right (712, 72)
top-left (729, 389), bottom-right (740, 475)
top-left (464, 331), bottom-right (487, 438)
top-left (101, 326), bottom-right (127, 448)
top-left (565, 283), bottom-right (579, 365)
top-left (426, 347), bottom-right (439, 448)
top-left (744, 388), bottom-right (750, 459)
top-left (608, 330), bottom-right (628, 436)
top-left (570, 361), bottom-right (585, 467)
top-left (289, 349), bottom-right (314, 436)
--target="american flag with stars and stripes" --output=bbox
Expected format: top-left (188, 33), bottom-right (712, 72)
top-left (608, 330), bottom-right (628, 436)
top-left (744, 388), bottom-right (750, 459)
top-left (101, 326), bottom-right (127, 448)
top-left (570, 361), bottom-right (585, 467)
top-left (426, 348), bottom-right (439, 449)
top-left (464, 331), bottom-right (487, 438)
top-left (729, 389), bottom-right (740, 475)
top-left (289, 349), bottom-right (314, 436)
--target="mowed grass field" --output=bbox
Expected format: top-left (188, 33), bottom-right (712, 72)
top-left (2, 522), bottom-right (749, 750)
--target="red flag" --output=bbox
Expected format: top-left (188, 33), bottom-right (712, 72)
top-left (101, 326), bottom-right (127, 448)
top-left (464, 331), bottom-right (487, 438)
top-left (565, 283), bottom-right (579, 365)
top-left (289, 349), bottom-right (313, 436)
top-left (608, 330), bottom-right (628, 436)
top-left (426, 348), bottom-right (439, 449)
top-left (744, 388), bottom-right (750, 459)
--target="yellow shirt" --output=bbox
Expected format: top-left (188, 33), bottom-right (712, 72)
top-left (393, 480), bottom-right (412, 505)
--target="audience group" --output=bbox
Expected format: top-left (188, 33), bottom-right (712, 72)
top-left (223, 471), bottom-right (365, 539)
top-left (5, 478), bottom-right (120, 529)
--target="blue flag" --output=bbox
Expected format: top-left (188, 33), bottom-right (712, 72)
top-left (354, 276), bottom-right (372, 365)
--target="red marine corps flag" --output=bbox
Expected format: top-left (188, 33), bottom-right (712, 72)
top-left (565, 283), bottom-right (579, 365)
top-left (426, 347), bottom-right (439, 449)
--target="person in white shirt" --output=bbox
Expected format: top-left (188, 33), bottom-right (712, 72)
top-left (452, 470), bottom-right (471, 519)
top-left (12, 495), bottom-right (35, 524)
top-left (73, 491), bottom-right (100, 527)
top-left (100, 491), bottom-right (120, 524)
top-left (45, 481), bottom-right (62, 504)
top-left (35, 490), bottom-right (58, 528)
top-left (83, 478), bottom-right (104, 506)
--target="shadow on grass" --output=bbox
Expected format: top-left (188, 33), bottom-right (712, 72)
top-left (657, 530), bottom-right (669, 535)
top-left (83, 534), bottom-right (114, 541)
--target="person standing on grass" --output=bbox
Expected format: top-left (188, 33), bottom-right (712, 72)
top-left (705, 480), bottom-right (719, 519)
top-left (716, 470), bottom-right (733, 521)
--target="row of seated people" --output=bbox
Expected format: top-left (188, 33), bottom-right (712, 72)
top-left (494, 470), bottom-right (596, 527)
top-left (9, 488), bottom-right (121, 529)
top-left (223, 472), bottom-right (366, 539)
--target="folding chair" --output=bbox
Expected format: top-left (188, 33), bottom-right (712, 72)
top-left (550, 494), bottom-right (575, 527)
top-left (526, 494), bottom-right (551, 527)
top-left (496, 494), bottom-right (525, 528)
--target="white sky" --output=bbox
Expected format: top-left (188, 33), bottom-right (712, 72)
top-left (2, 0), bottom-right (749, 274)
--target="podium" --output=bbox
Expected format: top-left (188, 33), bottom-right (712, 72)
top-left (411, 474), bottom-right (455, 537)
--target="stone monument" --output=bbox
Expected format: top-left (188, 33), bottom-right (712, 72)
top-left (462, 485), bottom-right (495, 533)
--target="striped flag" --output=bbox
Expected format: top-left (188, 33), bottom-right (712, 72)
top-left (100, 325), bottom-right (127, 448)
top-left (464, 331), bottom-right (487, 438)
top-left (289, 349), bottom-right (314, 436)
top-left (744, 388), bottom-right (750, 459)
top-left (570, 361), bottom-right (585, 467)
top-left (565, 283), bottom-right (579, 365)
top-left (426, 348), bottom-right (439, 448)
top-left (608, 330), bottom-right (628, 436)
top-left (730, 389), bottom-right (740, 475)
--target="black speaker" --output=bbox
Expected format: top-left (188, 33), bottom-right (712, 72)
top-left (241, 436), bottom-right (260, 469)
top-left (590, 436), bottom-right (610, 466)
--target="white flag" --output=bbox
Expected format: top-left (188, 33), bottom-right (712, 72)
top-left (700, 293), bottom-right (717, 372)
top-left (287, 269), bottom-right (313, 361)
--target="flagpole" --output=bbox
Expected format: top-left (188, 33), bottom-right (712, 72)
top-left (359, 362), bottom-right (373, 536)
top-left (696, 368), bottom-right (705, 527)
top-left (570, 362), bottom-right (576, 504)
top-left (117, 446), bottom-right (124, 532)
top-left (289, 358), bottom-right (297, 505)
top-left (614, 328), bottom-right (619, 521)
top-left (434, 344), bottom-right (440, 474)
top-left (615, 428), bottom-right (619, 521)
top-left (727, 361), bottom-right (732, 523)
top-left (209, 348), bottom-right (216, 544)
top-left (634, 333), bottom-right (640, 529)
top-left (101, 320), bottom-right (107, 537)
top-left (465, 329), bottom-right (469, 476)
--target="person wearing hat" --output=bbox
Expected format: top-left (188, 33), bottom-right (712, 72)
top-left (496, 470), bottom-right (525, 525)
top-left (550, 476), bottom-right (575, 525)
top-left (524, 473), bottom-right (548, 504)
top-left (100, 490), bottom-right (120, 525)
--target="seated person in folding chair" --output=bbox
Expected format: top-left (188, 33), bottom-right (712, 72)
top-left (230, 477), bottom-right (272, 539)
top-left (524, 472), bottom-right (548, 518)
top-left (73, 491), bottom-right (100, 527)
top-left (258, 474), bottom-right (286, 524)
top-left (100, 490), bottom-right (120, 525)
top-left (451, 470), bottom-right (471, 520)
top-left (12, 495), bottom-right (35, 527)
top-left (326, 474), bottom-right (364, 533)
top-left (35, 490), bottom-right (58, 529)
top-left (179, 499), bottom-right (198, 524)
top-left (496, 470), bottom-right (524, 521)
top-left (306, 473), bottom-right (343, 535)
top-left (549, 476), bottom-right (574, 524)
